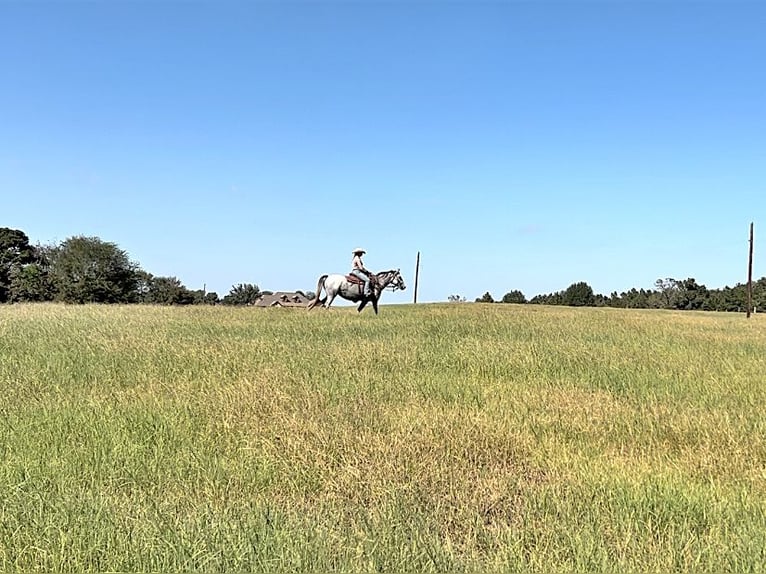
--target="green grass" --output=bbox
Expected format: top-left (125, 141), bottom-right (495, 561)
top-left (1, 303), bottom-right (765, 572)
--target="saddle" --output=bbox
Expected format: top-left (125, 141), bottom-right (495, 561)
top-left (346, 274), bottom-right (376, 292)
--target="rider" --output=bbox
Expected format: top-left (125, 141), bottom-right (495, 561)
top-left (350, 248), bottom-right (372, 297)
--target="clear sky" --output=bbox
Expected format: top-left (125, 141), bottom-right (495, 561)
top-left (2, 1), bottom-right (763, 303)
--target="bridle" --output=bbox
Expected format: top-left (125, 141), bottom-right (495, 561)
top-left (377, 270), bottom-right (404, 292)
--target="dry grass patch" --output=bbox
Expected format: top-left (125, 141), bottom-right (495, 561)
top-left (2, 303), bottom-right (766, 572)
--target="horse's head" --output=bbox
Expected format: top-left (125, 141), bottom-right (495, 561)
top-left (391, 269), bottom-right (406, 291)
top-left (373, 269), bottom-right (406, 294)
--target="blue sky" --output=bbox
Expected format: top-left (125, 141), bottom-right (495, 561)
top-left (2, 1), bottom-right (763, 303)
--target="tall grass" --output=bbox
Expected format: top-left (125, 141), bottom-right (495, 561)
top-left (1, 303), bottom-right (765, 572)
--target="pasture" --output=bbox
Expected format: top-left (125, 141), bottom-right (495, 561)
top-left (1, 302), bottom-right (765, 572)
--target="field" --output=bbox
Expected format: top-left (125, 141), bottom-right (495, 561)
top-left (1, 302), bottom-right (765, 572)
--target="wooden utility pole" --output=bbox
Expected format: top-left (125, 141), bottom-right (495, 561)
top-left (747, 222), bottom-right (754, 318)
top-left (413, 251), bottom-right (420, 304)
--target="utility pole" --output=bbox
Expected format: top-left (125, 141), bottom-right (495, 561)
top-left (413, 251), bottom-right (420, 304)
top-left (747, 223), bottom-right (754, 318)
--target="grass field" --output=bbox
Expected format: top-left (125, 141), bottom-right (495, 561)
top-left (1, 302), bottom-right (765, 572)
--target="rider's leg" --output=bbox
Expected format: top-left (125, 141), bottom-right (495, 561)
top-left (363, 276), bottom-right (372, 296)
top-left (351, 270), bottom-right (371, 296)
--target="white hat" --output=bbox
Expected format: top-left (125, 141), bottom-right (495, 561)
top-left (352, 248), bottom-right (366, 254)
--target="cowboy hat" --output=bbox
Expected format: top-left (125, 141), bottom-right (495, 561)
top-left (352, 248), bottom-right (366, 254)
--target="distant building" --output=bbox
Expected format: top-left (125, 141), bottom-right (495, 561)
top-left (253, 291), bottom-right (310, 308)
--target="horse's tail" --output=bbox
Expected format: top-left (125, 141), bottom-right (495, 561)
top-left (307, 274), bottom-right (328, 310)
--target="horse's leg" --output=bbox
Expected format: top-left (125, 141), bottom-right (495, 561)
top-left (372, 298), bottom-right (379, 315)
top-left (357, 300), bottom-right (367, 312)
top-left (325, 290), bottom-right (338, 309)
top-left (308, 295), bottom-right (327, 310)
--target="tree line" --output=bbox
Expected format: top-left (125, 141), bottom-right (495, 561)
top-left (0, 227), bottom-right (281, 306)
top-left (4, 227), bottom-right (761, 311)
top-left (471, 276), bottom-right (765, 313)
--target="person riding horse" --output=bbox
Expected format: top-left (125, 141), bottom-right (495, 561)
top-left (307, 265), bottom-right (406, 314)
top-left (350, 248), bottom-right (372, 297)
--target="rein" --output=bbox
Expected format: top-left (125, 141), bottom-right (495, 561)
top-left (376, 270), bottom-right (402, 292)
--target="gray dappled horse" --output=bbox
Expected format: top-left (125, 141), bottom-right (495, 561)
top-left (307, 269), bottom-right (406, 314)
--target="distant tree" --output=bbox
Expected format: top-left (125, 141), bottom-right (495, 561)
top-left (501, 290), bottom-right (526, 304)
top-left (495, 275), bottom-right (766, 313)
top-left (47, 236), bottom-right (139, 303)
top-left (135, 270), bottom-right (153, 302)
top-left (530, 291), bottom-right (564, 305)
top-left (448, 294), bottom-right (466, 303)
top-left (705, 279), bottom-right (766, 313)
top-left (475, 292), bottom-right (495, 303)
top-left (562, 282), bottom-right (595, 307)
top-left (644, 290), bottom-right (665, 309)
top-left (136, 271), bottom-right (214, 305)
top-left (705, 289), bottom-right (727, 312)
top-left (617, 287), bottom-right (648, 309)
top-left (203, 291), bottom-right (219, 305)
top-left (654, 278), bottom-right (680, 309)
top-left (717, 284), bottom-right (747, 312)
top-left (673, 278), bottom-right (709, 310)
top-left (222, 283), bottom-right (261, 305)
top-left (607, 291), bottom-right (625, 308)
top-left (753, 278), bottom-right (766, 312)
top-left (593, 293), bottom-right (611, 307)
top-left (9, 262), bottom-right (53, 302)
top-left (143, 276), bottom-right (194, 305)
top-left (0, 228), bottom-right (37, 302)
top-left (182, 289), bottom-right (218, 305)
top-left (304, 291), bottom-right (316, 301)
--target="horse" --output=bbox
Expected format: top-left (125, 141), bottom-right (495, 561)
top-left (307, 269), bottom-right (406, 314)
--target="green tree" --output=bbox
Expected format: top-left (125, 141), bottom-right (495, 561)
top-left (475, 292), bottom-right (495, 303)
top-left (501, 290), bottom-right (526, 304)
top-left (222, 283), bottom-right (261, 305)
top-left (187, 288), bottom-right (218, 305)
top-left (753, 278), bottom-right (766, 313)
top-left (9, 262), bottom-right (53, 302)
top-left (719, 284), bottom-right (747, 312)
top-left (530, 291), bottom-right (564, 305)
top-left (654, 278), bottom-right (679, 309)
top-left (0, 228), bottom-right (37, 302)
top-left (673, 278), bottom-right (709, 310)
top-left (48, 236), bottom-right (139, 303)
top-left (144, 276), bottom-right (194, 305)
top-left (202, 291), bottom-right (219, 305)
top-left (562, 282), bottom-right (595, 307)
top-left (593, 293), bottom-right (611, 307)
top-left (618, 288), bottom-right (650, 309)
top-left (135, 270), bottom-right (153, 302)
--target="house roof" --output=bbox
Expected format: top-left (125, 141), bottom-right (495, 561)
top-left (254, 291), bottom-right (309, 308)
